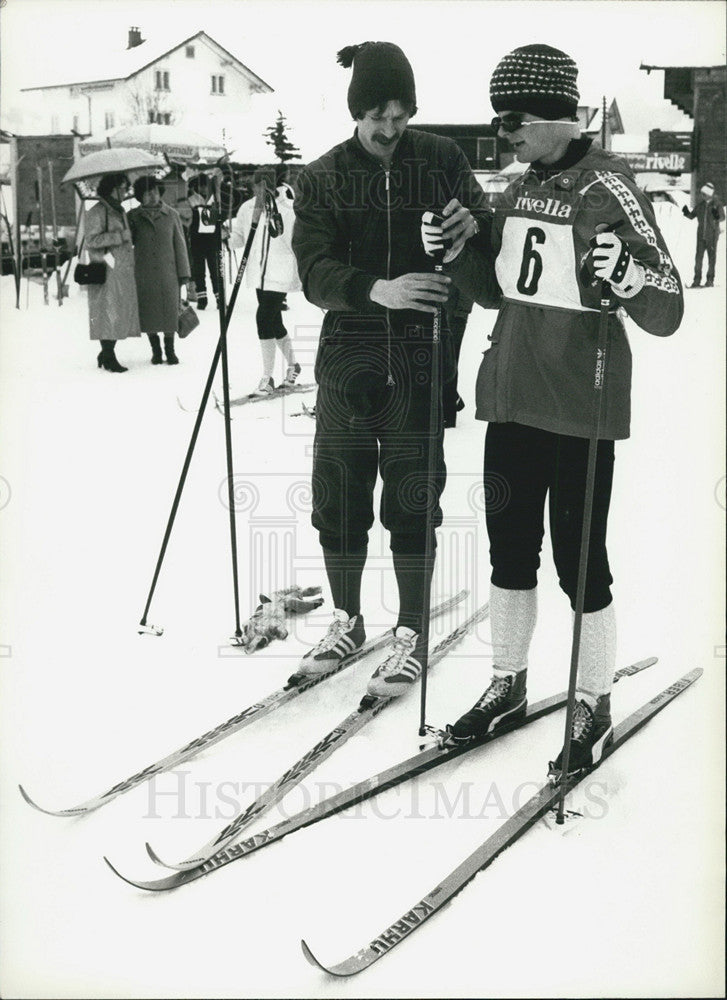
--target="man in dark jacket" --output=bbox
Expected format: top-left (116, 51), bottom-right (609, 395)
top-left (682, 181), bottom-right (725, 287)
top-left (292, 41), bottom-right (494, 697)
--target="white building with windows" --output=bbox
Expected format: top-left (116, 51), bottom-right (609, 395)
top-left (19, 27), bottom-right (273, 151)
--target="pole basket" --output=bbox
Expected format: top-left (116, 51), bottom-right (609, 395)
top-left (138, 623), bottom-right (164, 636)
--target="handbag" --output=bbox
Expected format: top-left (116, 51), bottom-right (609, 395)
top-left (178, 302), bottom-right (200, 338)
top-left (74, 260), bottom-right (107, 285)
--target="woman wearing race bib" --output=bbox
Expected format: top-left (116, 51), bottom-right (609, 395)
top-left (430, 44), bottom-right (683, 774)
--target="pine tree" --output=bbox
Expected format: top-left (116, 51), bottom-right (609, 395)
top-left (263, 110), bottom-right (301, 164)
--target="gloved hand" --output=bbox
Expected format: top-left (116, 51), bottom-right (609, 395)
top-left (580, 231), bottom-right (645, 298)
top-left (239, 585), bottom-right (324, 653)
top-left (682, 205), bottom-right (690, 217)
top-left (421, 211), bottom-right (455, 264)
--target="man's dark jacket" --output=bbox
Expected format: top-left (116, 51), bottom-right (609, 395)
top-left (292, 128), bottom-right (498, 387)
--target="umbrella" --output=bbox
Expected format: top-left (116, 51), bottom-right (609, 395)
top-left (81, 125), bottom-right (227, 165)
top-left (62, 147), bottom-right (167, 185)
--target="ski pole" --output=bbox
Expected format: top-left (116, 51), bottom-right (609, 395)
top-left (555, 274), bottom-right (611, 823)
top-left (138, 190), bottom-right (264, 637)
top-left (418, 214), bottom-right (446, 737)
top-left (214, 172), bottom-right (242, 642)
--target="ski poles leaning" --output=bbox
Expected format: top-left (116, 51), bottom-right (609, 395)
top-left (138, 186), bottom-right (265, 640)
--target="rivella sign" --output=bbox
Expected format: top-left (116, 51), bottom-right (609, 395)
top-left (623, 151), bottom-right (692, 173)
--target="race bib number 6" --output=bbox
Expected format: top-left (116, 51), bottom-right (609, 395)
top-left (496, 216), bottom-right (587, 312)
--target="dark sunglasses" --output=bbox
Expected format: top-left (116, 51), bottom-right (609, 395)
top-left (491, 115), bottom-right (563, 133)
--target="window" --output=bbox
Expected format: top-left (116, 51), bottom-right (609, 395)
top-left (186, 45), bottom-right (195, 58)
top-left (148, 111), bottom-right (172, 124)
top-left (104, 111), bottom-right (115, 130)
top-left (155, 70), bottom-right (170, 92)
top-left (211, 74), bottom-right (225, 95)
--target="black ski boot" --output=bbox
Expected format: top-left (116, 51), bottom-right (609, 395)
top-left (548, 693), bottom-right (613, 781)
top-left (450, 669), bottom-right (527, 740)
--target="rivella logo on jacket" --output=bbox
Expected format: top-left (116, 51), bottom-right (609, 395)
top-left (514, 195), bottom-right (572, 219)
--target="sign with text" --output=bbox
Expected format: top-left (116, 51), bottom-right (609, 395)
top-left (622, 150), bottom-right (692, 173)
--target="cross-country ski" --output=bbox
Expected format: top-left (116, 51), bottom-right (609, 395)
top-left (301, 668), bottom-right (703, 977)
top-left (105, 655), bottom-right (656, 891)
top-left (18, 592), bottom-right (467, 816)
top-left (144, 601), bottom-right (489, 871)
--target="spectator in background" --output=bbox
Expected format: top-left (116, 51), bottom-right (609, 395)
top-left (127, 176), bottom-right (190, 365)
top-left (682, 181), bottom-right (725, 287)
top-left (228, 166), bottom-right (302, 395)
top-left (188, 174), bottom-right (221, 309)
top-left (85, 172), bottom-right (140, 372)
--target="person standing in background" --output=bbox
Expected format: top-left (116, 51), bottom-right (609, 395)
top-left (188, 174), bottom-right (220, 309)
top-left (85, 172), bottom-right (140, 372)
top-left (228, 166), bottom-right (302, 395)
top-left (127, 177), bottom-right (190, 365)
top-left (682, 181), bottom-right (725, 287)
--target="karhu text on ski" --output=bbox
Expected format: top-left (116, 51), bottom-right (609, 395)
top-left (367, 627), bottom-right (425, 698)
top-left (450, 668), bottom-right (527, 741)
top-left (549, 693), bottom-right (613, 780)
top-left (296, 610), bottom-right (366, 676)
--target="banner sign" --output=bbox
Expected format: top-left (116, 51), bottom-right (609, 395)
top-left (622, 151), bottom-right (691, 173)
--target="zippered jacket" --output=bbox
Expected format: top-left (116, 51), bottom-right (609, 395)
top-left (292, 128), bottom-right (497, 385)
top-left (447, 142), bottom-right (683, 439)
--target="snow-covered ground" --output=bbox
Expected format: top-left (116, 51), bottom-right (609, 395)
top-left (0, 213), bottom-right (724, 999)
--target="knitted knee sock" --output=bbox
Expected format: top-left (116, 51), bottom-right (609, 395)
top-left (322, 548), bottom-right (367, 618)
top-left (392, 551), bottom-right (434, 637)
top-left (490, 583), bottom-right (538, 677)
top-left (259, 339), bottom-right (276, 380)
top-left (575, 602), bottom-right (617, 703)
top-left (276, 335), bottom-right (295, 366)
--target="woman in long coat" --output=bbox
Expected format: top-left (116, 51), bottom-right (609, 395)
top-left (85, 172), bottom-right (140, 372)
top-left (127, 177), bottom-right (191, 364)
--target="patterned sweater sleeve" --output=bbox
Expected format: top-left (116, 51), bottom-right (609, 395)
top-left (588, 170), bottom-right (683, 337)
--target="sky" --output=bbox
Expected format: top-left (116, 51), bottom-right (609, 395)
top-left (1, 0), bottom-right (726, 156)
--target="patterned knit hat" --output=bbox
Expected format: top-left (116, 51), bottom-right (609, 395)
top-left (490, 43), bottom-right (579, 119)
top-left (337, 42), bottom-right (417, 119)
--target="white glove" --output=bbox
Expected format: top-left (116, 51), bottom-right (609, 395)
top-left (420, 211), bottom-right (462, 264)
top-left (591, 232), bottom-right (645, 298)
top-left (421, 212), bottom-right (446, 260)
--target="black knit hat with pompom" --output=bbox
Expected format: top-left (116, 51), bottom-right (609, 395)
top-left (490, 43), bottom-right (579, 119)
top-left (337, 42), bottom-right (417, 119)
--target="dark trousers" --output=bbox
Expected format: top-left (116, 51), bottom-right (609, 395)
top-left (256, 289), bottom-right (287, 340)
top-left (190, 237), bottom-right (220, 301)
top-left (442, 312), bottom-right (468, 423)
top-left (313, 377), bottom-right (446, 555)
top-left (484, 422), bottom-right (615, 613)
top-left (694, 236), bottom-right (718, 284)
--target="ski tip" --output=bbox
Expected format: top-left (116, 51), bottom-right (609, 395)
top-left (301, 939), bottom-right (329, 973)
top-left (18, 783), bottom-right (43, 811)
top-left (145, 841), bottom-right (172, 868)
top-left (103, 856), bottom-right (168, 892)
top-left (18, 784), bottom-right (83, 817)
